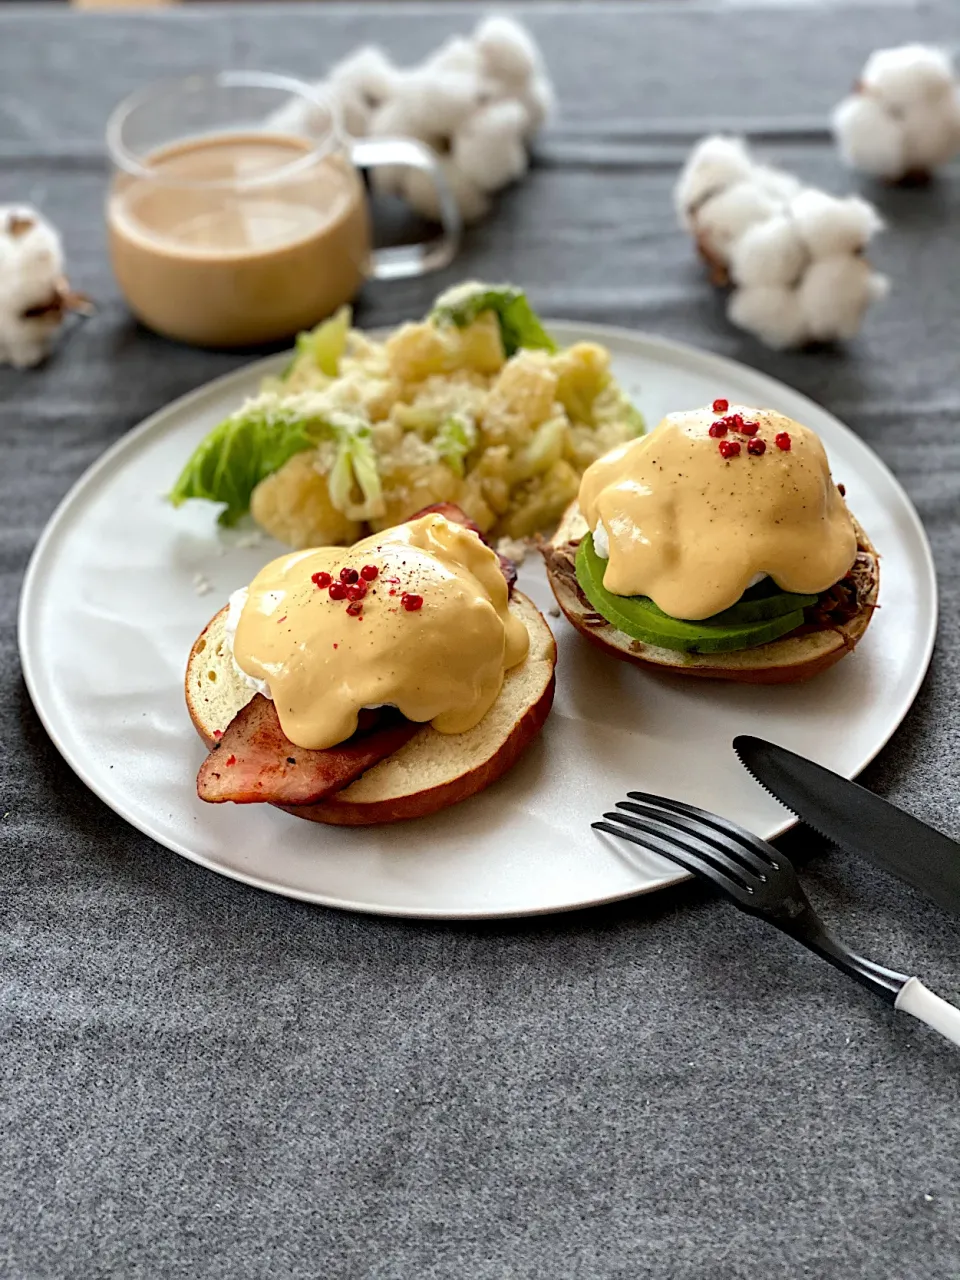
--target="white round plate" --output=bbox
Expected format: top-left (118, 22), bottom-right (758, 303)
top-left (19, 324), bottom-right (937, 918)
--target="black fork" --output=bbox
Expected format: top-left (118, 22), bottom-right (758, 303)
top-left (595, 791), bottom-right (910, 1001)
top-left (595, 792), bottom-right (960, 1048)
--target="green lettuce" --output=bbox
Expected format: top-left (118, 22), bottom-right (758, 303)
top-left (169, 394), bottom-right (383, 526)
top-left (510, 416), bottom-right (567, 484)
top-left (169, 398), bottom-right (317, 526)
top-left (324, 411), bottom-right (383, 520)
top-left (434, 413), bottom-right (478, 477)
top-left (282, 306), bottom-right (351, 381)
top-left (431, 282), bottom-right (556, 357)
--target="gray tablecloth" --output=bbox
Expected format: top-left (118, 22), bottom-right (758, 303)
top-left (3, 3), bottom-right (960, 1277)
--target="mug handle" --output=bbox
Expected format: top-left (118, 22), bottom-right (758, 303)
top-left (350, 137), bottom-right (461, 280)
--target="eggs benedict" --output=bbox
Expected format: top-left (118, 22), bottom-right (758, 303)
top-left (188, 507), bottom-right (556, 824)
top-left (542, 404), bottom-right (878, 682)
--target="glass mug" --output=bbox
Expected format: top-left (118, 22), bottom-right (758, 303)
top-left (105, 71), bottom-right (460, 348)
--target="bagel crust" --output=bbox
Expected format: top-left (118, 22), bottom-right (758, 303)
top-left (288, 670), bottom-right (555, 825)
top-left (541, 502), bottom-right (878, 684)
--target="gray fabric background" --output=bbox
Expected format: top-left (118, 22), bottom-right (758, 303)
top-left (2, 3), bottom-right (960, 1277)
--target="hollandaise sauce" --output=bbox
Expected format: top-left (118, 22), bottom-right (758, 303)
top-left (233, 514), bottom-right (529, 750)
top-left (578, 405), bottom-right (857, 621)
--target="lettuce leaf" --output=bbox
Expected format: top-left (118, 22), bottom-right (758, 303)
top-left (282, 306), bottom-right (351, 381)
top-left (434, 413), bottom-right (478, 478)
top-left (169, 394), bottom-right (384, 526)
top-left (431, 283), bottom-right (556, 357)
top-left (324, 412), bottom-right (383, 521)
top-left (169, 398), bottom-right (318, 526)
top-left (509, 416), bottom-right (567, 484)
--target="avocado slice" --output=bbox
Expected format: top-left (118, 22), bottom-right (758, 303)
top-left (575, 535), bottom-right (806, 654)
top-left (708, 577), bottom-right (819, 625)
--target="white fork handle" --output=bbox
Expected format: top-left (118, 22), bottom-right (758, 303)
top-left (895, 977), bottom-right (960, 1047)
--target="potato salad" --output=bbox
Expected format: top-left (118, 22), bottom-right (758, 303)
top-left (170, 283), bottom-right (644, 547)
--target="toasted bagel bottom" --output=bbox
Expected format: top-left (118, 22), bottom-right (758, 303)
top-left (185, 592), bottom-right (557, 825)
top-left (542, 503), bottom-right (878, 684)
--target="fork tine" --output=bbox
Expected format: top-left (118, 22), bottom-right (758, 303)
top-left (594, 815), bottom-right (754, 905)
top-left (616, 797), bottom-right (775, 879)
top-left (604, 809), bottom-right (761, 893)
top-left (626, 790), bottom-right (781, 867)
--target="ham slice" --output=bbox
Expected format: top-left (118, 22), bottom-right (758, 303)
top-left (409, 502), bottom-right (518, 596)
top-left (197, 695), bottom-right (419, 806)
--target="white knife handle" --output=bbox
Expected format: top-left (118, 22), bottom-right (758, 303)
top-left (895, 977), bottom-right (960, 1048)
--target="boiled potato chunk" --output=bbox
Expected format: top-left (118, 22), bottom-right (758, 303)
top-left (552, 342), bottom-right (610, 424)
top-left (250, 452), bottom-right (363, 549)
top-left (386, 322), bottom-right (455, 384)
top-left (499, 459), bottom-right (580, 538)
top-left (483, 352), bottom-right (559, 445)
top-left (455, 313), bottom-right (505, 375)
top-left (385, 315), bottom-right (504, 385)
top-left (370, 461), bottom-right (465, 532)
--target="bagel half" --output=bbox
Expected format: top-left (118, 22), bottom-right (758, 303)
top-left (186, 592), bottom-right (556, 825)
top-left (542, 503), bottom-right (878, 684)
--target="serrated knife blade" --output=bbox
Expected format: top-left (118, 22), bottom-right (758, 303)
top-left (733, 735), bottom-right (960, 916)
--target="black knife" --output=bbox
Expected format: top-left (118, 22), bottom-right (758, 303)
top-left (733, 734), bottom-right (960, 916)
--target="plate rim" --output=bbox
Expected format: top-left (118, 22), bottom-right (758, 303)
top-left (17, 321), bottom-right (939, 918)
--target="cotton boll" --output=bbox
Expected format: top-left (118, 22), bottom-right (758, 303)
top-left (832, 94), bottom-right (906, 178)
top-left (797, 257), bottom-right (888, 342)
top-left (900, 96), bottom-right (960, 170)
top-left (694, 181), bottom-right (780, 265)
top-left (471, 16), bottom-right (555, 139)
top-left (329, 46), bottom-right (398, 107)
top-left (367, 96), bottom-right (424, 152)
top-left (265, 50), bottom-right (399, 140)
top-left (728, 215), bottom-right (806, 288)
top-left (406, 159), bottom-right (491, 224)
top-left (727, 285), bottom-right (810, 349)
top-left (674, 135), bottom-right (754, 224)
top-left (474, 14), bottom-right (543, 85)
top-left (285, 22), bottom-right (552, 225)
top-left (420, 70), bottom-right (485, 130)
top-left (367, 94), bottom-right (436, 153)
top-left (404, 71), bottom-right (478, 135)
top-left (373, 156), bottom-right (490, 224)
top-left (427, 35), bottom-right (482, 78)
top-left (751, 164), bottom-right (802, 203)
top-left (1, 209), bottom-right (61, 311)
top-left (834, 43), bottom-right (960, 178)
top-left (0, 317), bottom-right (57, 372)
top-left (791, 190), bottom-right (882, 258)
top-left (453, 100), bottom-right (530, 191)
top-left (861, 44), bottom-right (955, 110)
top-left (0, 206), bottom-right (84, 368)
top-left (363, 75), bottom-right (473, 145)
top-left (327, 88), bottom-right (373, 141)
top-left (681, 132), bottom-right (885, 348)
top-left (328, 46), bottom-right (400, 135)
top-left (384, 68), bottom-right (482, 137)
